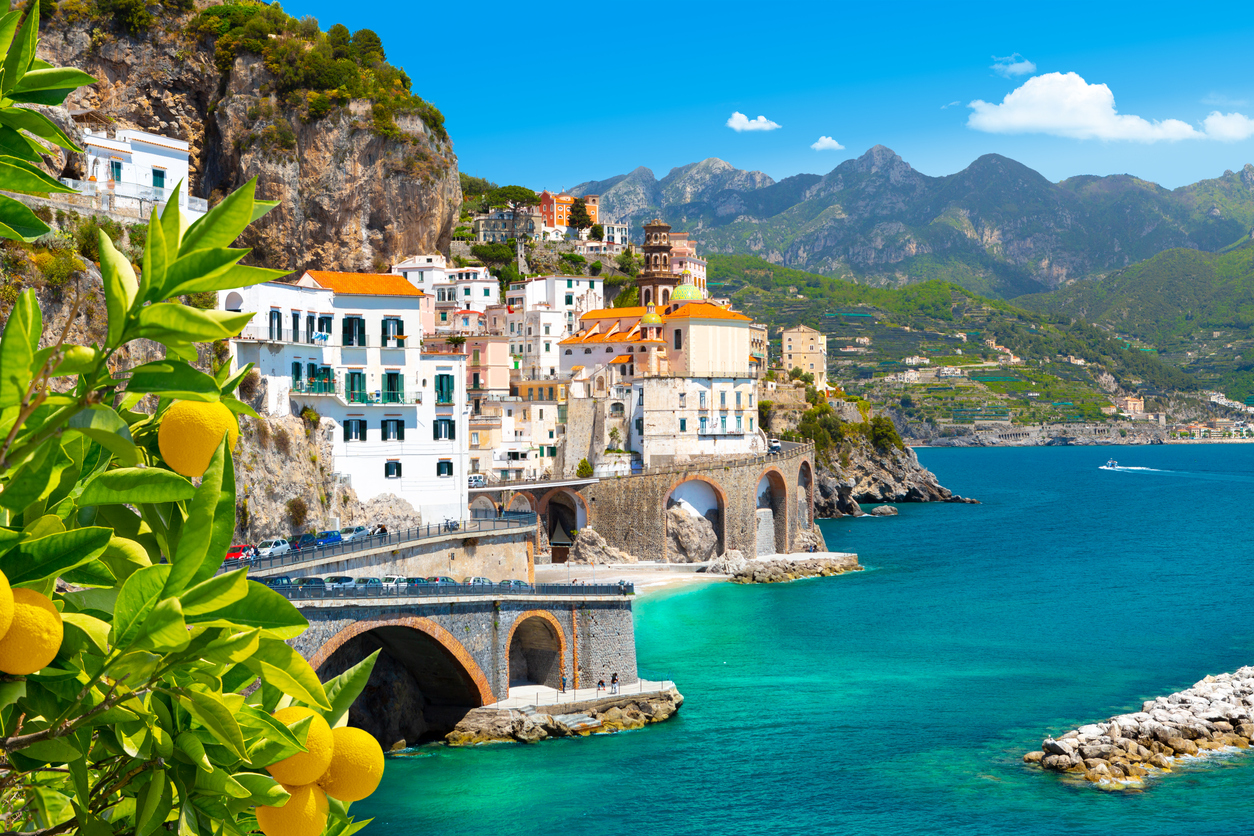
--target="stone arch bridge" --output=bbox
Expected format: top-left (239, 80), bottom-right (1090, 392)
top-left (291, 588), bottom-right (636, 747)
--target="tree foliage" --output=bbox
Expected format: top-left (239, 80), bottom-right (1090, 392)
top-left (589, 224), bottom-right (603, 242)
top-left (485, 185), bottom-right (538, 212)
top-left (575, 458), bottom-right (594, 478)
top-left (568, 198), bottom-right (592, 231)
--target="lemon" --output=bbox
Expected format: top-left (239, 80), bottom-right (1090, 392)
top-left (0, 588), bottom-right (62, 675)
top-left (0, 569), bottom-right (14, 641)
top-left (317, 726), bottom-right (384, 802)
top-left (267, 707), bottom-right (334, 786)
top-left (255, 783), bottom-right (328, 836)
top-left (157, 400), bottom-right (239, 478)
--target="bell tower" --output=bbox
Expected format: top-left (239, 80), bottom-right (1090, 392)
top-left (635, 219), bottom-right (680, 308)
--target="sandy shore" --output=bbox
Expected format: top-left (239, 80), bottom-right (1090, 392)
top-left (534, 553), bottom-right (858, 598)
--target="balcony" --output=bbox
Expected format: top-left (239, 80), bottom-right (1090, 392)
top-left (59, 177), bottom-right (208, 221)
top-left (290, 377), bottom-right (419, 405)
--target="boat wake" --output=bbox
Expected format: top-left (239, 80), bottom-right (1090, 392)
top-left (1098, 464), bottom-right (1254, 483)
top-left (1099, 465), bottom-right (1167, 473)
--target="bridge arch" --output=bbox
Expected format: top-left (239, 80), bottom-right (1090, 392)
top-left (310, 616), bottom-right (494, 746)
top-left (469, 495), bottom-right (499, 519)
top-left (505, 492), bottom-right (536, 514)
top-left (538, 488), bottom-right (587, 563)
top-left (506, 610), bottom-right (566, 688)
top-left (756, 466), bottom-right (789, 555)
top-left (797, 459), bottom-right (814, 527)
top-left (664, 475), bottom-right (726, 561)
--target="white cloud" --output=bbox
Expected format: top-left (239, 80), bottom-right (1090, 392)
top-left (967, 72), bottom-right (1201, 141)
top-left (1203, 92), bottom-right (1249, 108)
top-left (1203, 111), bottom-right (1254, 142)
top-left (991, 53), bottom-right (1037, 78)
top-left (727, 111), bottom-right (781, 132)
top-left (810, 135), bottom-right (844, 151)
top-left (941, 100), bottom-right (961, 109)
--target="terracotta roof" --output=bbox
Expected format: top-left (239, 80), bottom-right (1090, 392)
top-left (663, 303), bottom-right (751, 322)
top-left (610, 354), bottom-right (632, 365)
top-left (453, 309), bottom-right (484, 316)
top-left (303, 271), bottom-right (425, 296)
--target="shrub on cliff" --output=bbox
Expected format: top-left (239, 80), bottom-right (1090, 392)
top-left (576, 458), bottom-right (594, 478)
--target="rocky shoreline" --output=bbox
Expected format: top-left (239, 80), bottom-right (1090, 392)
top-left (813, 439), bottom-right (978, 518)
top-left (444, 689), bottom-right (684, 746)
top-left (1024, 667), bottom-right (1254, 789)
top-left (729, 553), bottom-right (863, 584)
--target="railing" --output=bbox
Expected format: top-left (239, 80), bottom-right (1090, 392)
top-left (231, 514), bottom-right (538, 574)
top-left (288, 377), bottom-right (421, 405)
top-left (237, 325), bottom-right (335, 346)
top-left (59, 177), bottom-right (209, 215)
top-left (271, 580), bottom-right (634, 601)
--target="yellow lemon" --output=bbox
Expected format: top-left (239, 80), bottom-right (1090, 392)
top-left (267, 707), bottom-right (334, 786)
top-left (0, 569), bottom-right (14, 641)
top-left (157, 400), bottom-right (239, 478)
top-left (255, 783), bottom-right (328, 836)
top-left (0, 588), bottom-right (62, 675)
top-left (317, 726), bottom-right (384, 802)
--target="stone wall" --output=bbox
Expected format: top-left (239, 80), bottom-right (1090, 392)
top-left (576, 443), bottom-right (816, 560)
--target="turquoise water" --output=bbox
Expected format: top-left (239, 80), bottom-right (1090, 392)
top-left (357, 446), bottom-right (1254, 834)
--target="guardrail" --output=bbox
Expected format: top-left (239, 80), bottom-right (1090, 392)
top-left (271, 581), bottom-right (634, 600)
top-left (234, 514), bottom-right (538, 574)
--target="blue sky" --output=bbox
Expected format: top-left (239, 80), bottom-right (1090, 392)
top-left (289, 0), bottom-right (1254, 190)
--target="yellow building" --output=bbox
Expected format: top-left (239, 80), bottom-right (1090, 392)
top-left (781, 324), bottom-right (827, 388)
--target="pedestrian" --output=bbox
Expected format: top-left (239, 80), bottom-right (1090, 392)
top-left (560, 674), bottom-right (567, 693)
top-left (611, 672), bottom-right (619, 695)
top-left (596, 678), bottom-right (605, 693)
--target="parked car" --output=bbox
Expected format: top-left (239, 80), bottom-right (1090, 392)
top-left (426, 576), bottom-right (458, 586)
top-left (468, 474), bottom-right (486, 488)
top-left (324, 576), bottom-right (355, 591)
top-left (263, 576), bottom-right (292, 589)
top-left (382, 575), bottom-right (407, 589)
top-left (291, 533), bottom-right (317, 551)
top-left (464, 576), bottom-right (494, 586)
top-left (293, 577), bottom-right (325, 589)
top-left (498, 579), bottom-right (532, 591)
top-left (353, 577), bottom-right (382, 590)
top-left (256, 539), bottom-right (290, 557)
top-left (315, 530), bottom-right (343, 546)
top-left (768, 438), bottom-right (782, 454)
top-left (340, 525), bottom-right (369, 542)
top-left (225, 544), bottom-right (254, 562)
top-left (404, 577), bottom-right (430, 589)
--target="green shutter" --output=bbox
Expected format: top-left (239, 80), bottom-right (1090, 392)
top-left (397, 421), bottom-right (405, 441)
top-left (342, 316), bottom-right (352, 346)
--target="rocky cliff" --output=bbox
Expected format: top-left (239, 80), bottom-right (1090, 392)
top-left (36, 8), bottom-right (460, 273)
top-left (813, 438), bottom-right (976, 517)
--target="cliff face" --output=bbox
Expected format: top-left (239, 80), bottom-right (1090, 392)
top-left (813, 438), bottom-right (976, 517)
top-left (36, 13), bottom-right (460, 273)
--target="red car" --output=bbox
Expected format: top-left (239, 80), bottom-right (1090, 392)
top-left (225, 544), bottom-right (254, 562)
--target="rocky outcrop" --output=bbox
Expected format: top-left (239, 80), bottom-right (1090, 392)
top-left (445, 689), bottom-right (684, 746)
top-left (665, 505), bottom-right (719, 563)
top-left (1026, 667), bottom-right (1254, 789)
top-left (733, 554), bottom-right (863, 584)
top-left (814, 438), bottom-right (976, 518)
top-left (791, 526), bottom-right (828, 553)
top-left (36, 10), bottom-right (460, 274)
top-left (869, 505), bottom-right (898, 516)
top-left (706, 550), bottom-right (748, 575)
top-left (568, 526), bottom-right (636, 564)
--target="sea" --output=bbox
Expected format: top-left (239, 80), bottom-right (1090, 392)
top-left (356, 445), bottom-right (1254, 835)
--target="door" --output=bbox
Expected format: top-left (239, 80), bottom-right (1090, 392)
top-left (383, 372), bottom-right (403, 404)
top-left (346, 371), bottom-right (367, 403)
top-left (152, 168), bottom-right (165, 191)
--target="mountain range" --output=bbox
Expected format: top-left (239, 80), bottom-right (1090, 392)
top-left (571, 148), bottom-right (1254, 300)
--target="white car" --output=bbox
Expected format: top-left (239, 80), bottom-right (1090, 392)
top-left (324, 576), bottom-right (355, 591)
top-left (768, 438), bottom-right (782, 454)
top-left (339, 525), bottom-right (370, 542)
top-left (382, 575), bottom-right (407, 589)
top-left (468, 474), bottom-right (486, 488)
top-left (257, 539), bottom-right (291, 557)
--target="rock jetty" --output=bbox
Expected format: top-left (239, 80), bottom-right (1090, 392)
top-left (1025, 667), bottom-right (1254, 788)
top-left (445, 688), bottom-right (683, 746)
top-left (732, 554), bottom-right (863, 584)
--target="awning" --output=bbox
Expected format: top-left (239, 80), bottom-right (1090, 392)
top-left (571, 365), bottom-right (585, 371)
top-left (610, 354), bottom-right (632, 364)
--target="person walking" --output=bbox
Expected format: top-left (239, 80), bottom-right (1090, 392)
top-left (611, 673), bottom-right (619, 695)
top-left (596, 678), bottom-right (605, 694)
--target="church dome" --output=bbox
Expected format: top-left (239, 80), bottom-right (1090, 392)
top-left (670, 282), bottom-right (703, 302)
top-left (640, 308), bottom-right (663, 325)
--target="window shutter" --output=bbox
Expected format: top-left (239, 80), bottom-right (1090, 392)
top-left (396, 461), bottom-right (402, 478)
top-left (343, 421), bottom-right (350, 442)
top-left (342, 316), bottom-right (352, 346)
top-left (433, 421), bottom-right (439, 441)
top-left (397, 422), bottom-right (405, 441)
top-left (449, 420), bottom-right (455, 440)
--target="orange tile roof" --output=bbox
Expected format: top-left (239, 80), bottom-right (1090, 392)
top-left (609, 354), bottom-right (632, 365)
top-left (304, 271), bottom-right (425, 297)
top-left (663, 303), bottom-right (751, 322)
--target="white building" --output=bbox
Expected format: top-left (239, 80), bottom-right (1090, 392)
top-left (507, 307), bottom-right (567, 378)
top-left (503, 275), bottom-right (605, 338)
top-left (391, 255), bottom-right (500, 323)
top-left (219, 272), bottom-right (469, 524)
top-left (70, 128), bottom-right (207, 220)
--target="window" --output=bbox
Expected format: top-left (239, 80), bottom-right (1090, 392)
top-left (736, 391), bottom-right (742, 408)
top-left (720, 392), bottom-right (726, 408)
top-left (637, 389), bottom-right (643, 405)
top-left (635, 418), bottom-right (643, 435)
top-left (565, 294), bottom-right (573, 305)
top-left (345, 371), bottom-right (367, 403)
top-left (317, 315), bottom-right (332, 337)
top-left (343, 419), bottom-right (366, 442)
top-left (544, 342), bottom-right (551, 353)
top-left (440, 312), bottom-right (447, 323)
top-left (484, 287), bottom-right (490, 297)
top-left (510, 322), bottom-right (516, 334)
top-left (109, 160), bottom-right (122, 181)
top-left (433, 418), bottom-right (456, 440)
top-left (606, 347), bottom-right (614, 354)
top-left (548, 430), bottom-right (554, 439)
top-left (674, 329), bottom-right (683, 350)
top-left (384, 461), bottom-right (402, 479)
top-left (152, 168), bottom-right (165, 190)
top-left (584, 348), bottom-right (592, 355)
top-left (306, 314), bottom-right (315, 344)
top-left (382, 317), bottom-right (405, 347)
top-left (341, 316), bottom-right (366, 347)
top-left (699, 391), bottom-right (706, 408)
top-left (291, 312), bottom-right (300, 342)
top-left (548, 446), bottom-right (557, 457)
top-left (471, 372), bottom-right (481, 390)
top-left (566, 279), bottom-right (573, 288)
top-left (291, 361), bottom-right (302, 385)
top-left (382, 419), bottom-right (405, 441)
top-left (736, 415), bottom-right (742, 431)
top-left (679, 393), bottom-right (686, 408)
top-left (749, 418), bottom-right (754, 431)
top-left (471, 431), bottom-right (479, 446)
top-left (700, 416), bottom-right (708, 433)
top-left (680, 418), bottom-right (687, 432)
top-left (268, 310), bottom-right (282, 341)
top-left (464, 286), bottom-right (471, 297)
top-left (472, 349), bottom-right (480, 364)
top-left (435, 374), bottom-right (455, 404)
top-left (548, 386), bottom-right (554, 400)
top-left (721, 416), bottom-right (727, 432)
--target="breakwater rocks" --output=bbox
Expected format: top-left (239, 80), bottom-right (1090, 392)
top-left (1025, 668), bottom-right (1254, 788)
top-left (732, 554), bottom-right (863, 584)
top-left (445, 689), bottom-right (684, 746)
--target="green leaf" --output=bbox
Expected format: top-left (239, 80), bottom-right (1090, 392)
top-left (134, 597), bottom-right (188, 652)
top-left (100, 536), bottom-right (152, 582)
top-left (125, 360), bottom-right (221, 402)
top-left (0, 526), bottom-right (111, 585)
top-left (135, 769), bottom-right (172, 836)
top-left (175, 730), bottom-right (211, 770)
top-left (179, 179), bottom-right (258, 255)
top-left (136, 304), bottom-right (253, 345)
top-left (112, 564), bottom-right (170, 648)
top-left (61, 612), bottom-right (110, 655)
top-left (0, 153), bottom-right (75, 193)
top-left (0, 680), bottom-right (24, 711)
top-left (199, 628), bottom-right (260, 665)
top-left (232, 773), bottom-right (290, 806)
top-left (11, 67), bottom-right (96, 102)
top-left (65, 406), bottom-right (137, 466)
top-left (243, 711), bottom-right (310, 769)
top-left (19, 735), bottom-right (84, 764)
top-left (179, 567), bottom-right (248, 617)
top-left (0, 438), bottom-right (71, 510)
top-left (0, 191), bottom-right (50, 240)
top-left (194, 439), bottom-right (235, 588)
top-left (0, 288), bottom-right (40, 408)
top-left (246, 639), bottom-right (330, 710)
top-left (221, 395), bottom-right (260, 420)
top-left (187, 580), bottom-right (308, 639)
top-left (181, 689), bottom-right (248, 760)
top-left (165, 439), bottom-right (228, 595)
top-left (194, 762), bottom-right (251, 798)
top-left (100, 230), bottom-right (138, 345)
top-left (60, 558), bottom-right (116, 588)
top-left (158, 182), bottom-right (182, 259)
top-left (0, 2), bottom-right (38, 97)
top-left (0, 106), bottom-right (81, 151)
top-left (79, 467), bottom-right (195, 505)
top-left (0, 11), bottom-right (21, 58)
top-left (155, 247), bottom-right (248, 301)
top-left (141, 205), bottom-right (169, 297)
top-left (319, 649), bottom-right (379, 728)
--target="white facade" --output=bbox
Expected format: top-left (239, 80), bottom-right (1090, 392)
top-left (628, 377), bottom-right (765, 465)
top-left (391, 255), bottom-right (499, 320)
top-left (507, 308), bottom-right (566, 378)
top-left (74, 128), bottom-right (206, 220)
top-left (219, 280), bottom-right (469, 524)
top-left (503, 275), bottom-right (604, 337)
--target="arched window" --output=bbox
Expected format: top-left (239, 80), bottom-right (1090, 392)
top-left (661, 289), bottom-right (670, 304)
top-left (662, 255), bottom-right (668, 269)
top-left (643, 288), bottom-right (652, 305)
top-left (584, 348), bottom-right (592, 354)
top-left (674, 329), bottom-right (683, 350)
top-left (606, 347), bottom-right (614, 353)
top-left (564, 349), bottom-right (572, 355)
